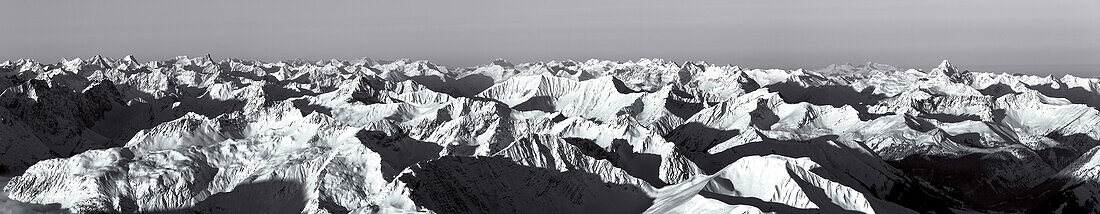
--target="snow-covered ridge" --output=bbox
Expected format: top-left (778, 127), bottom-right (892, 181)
top-left (1, 56), bottom-right (1099, 213)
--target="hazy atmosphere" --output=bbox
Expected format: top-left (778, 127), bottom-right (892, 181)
top-left (2, 0), bottom-right (1098, 75)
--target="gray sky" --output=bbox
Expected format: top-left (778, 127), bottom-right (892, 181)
top-left (2, 0), bottom-right (1099, 75)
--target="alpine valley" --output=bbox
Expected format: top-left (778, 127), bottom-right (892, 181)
top-left (2, 56), bottom-right (1100, 213)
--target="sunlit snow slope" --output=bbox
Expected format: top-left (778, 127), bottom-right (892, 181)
top-left (2, 56), bottom-right (1099, 213)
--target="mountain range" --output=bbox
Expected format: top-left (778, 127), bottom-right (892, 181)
top-left (2, 56), bottom-right (1100, 213)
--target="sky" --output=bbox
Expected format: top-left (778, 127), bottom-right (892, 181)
top-left (2, 0), bottom-right (1099, 75)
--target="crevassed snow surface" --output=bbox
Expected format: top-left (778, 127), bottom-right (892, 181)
top-left (1, 56), bottom-right (1099, 213)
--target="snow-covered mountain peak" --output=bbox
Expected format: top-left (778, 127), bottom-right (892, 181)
top-left (491, 58), bottom-right (514, 68)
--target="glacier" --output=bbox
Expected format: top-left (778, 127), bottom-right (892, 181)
top-left (1, 56), bottom-right (1099, 213)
